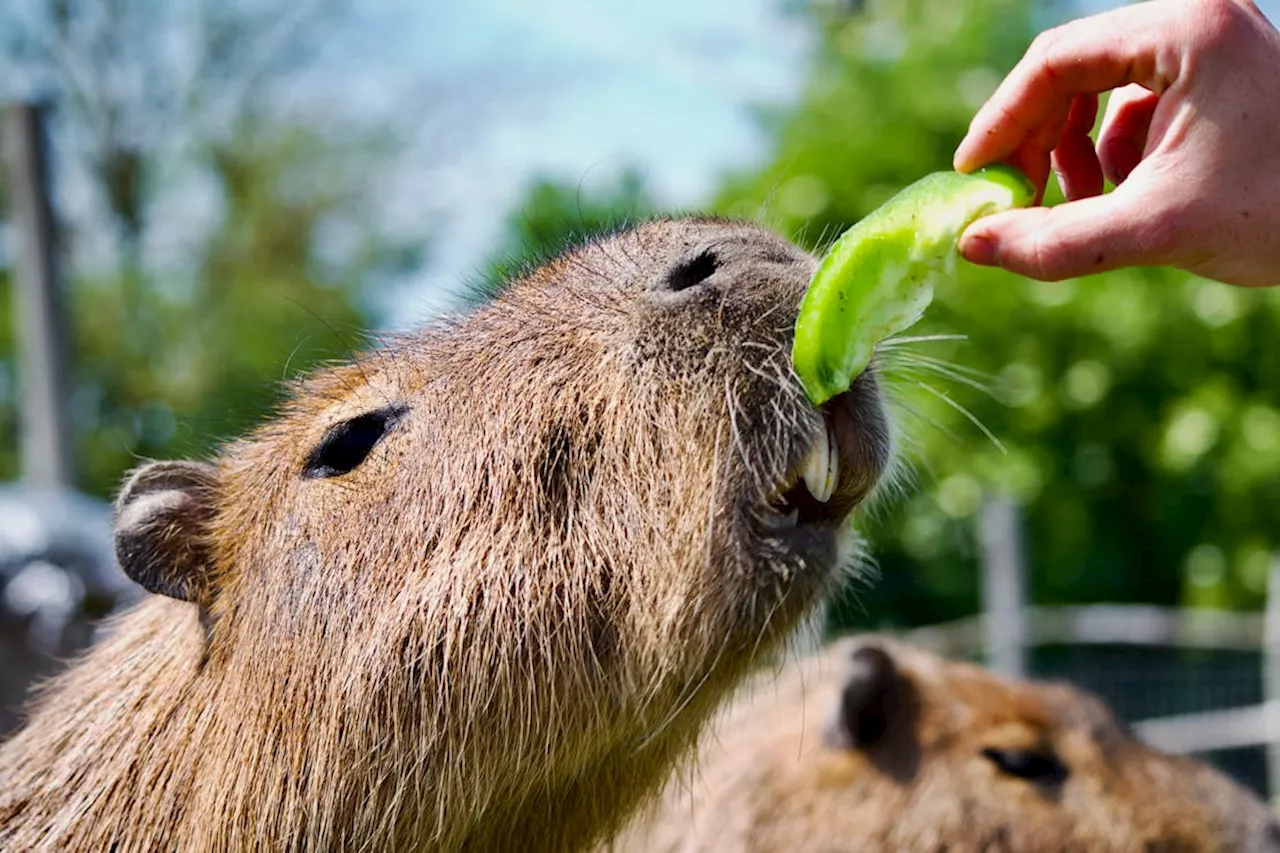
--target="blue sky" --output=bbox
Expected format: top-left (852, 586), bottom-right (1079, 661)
top-left (356, 0), bottom-right (813, 325)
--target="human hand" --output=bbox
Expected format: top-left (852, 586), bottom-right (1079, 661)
top-left (953, 0), bottom-right (1280, 287)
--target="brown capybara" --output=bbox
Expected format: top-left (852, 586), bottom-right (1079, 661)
top-left (0, 219), bottom-right (893, 852)
top-left (614, 636), bottom-right (1280, 852)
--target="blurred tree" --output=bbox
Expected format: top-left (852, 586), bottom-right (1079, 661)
top-left (0, 267), bottom-right (14, 485)
top-left (3, 0), bottom-right (345, 271)
top-left (472, 168), bottom-right (657, 302)
top-left (0, 0), bottom-right (427, 497)
top-left (714, 0), bottom-right (1280, 624)
top-left (65, 119), bottom-right (422, 495)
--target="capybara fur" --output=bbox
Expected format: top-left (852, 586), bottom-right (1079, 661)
top-left (0, 219), bottom-right (892, 852)
top-left (614, 635), bottom-right (1280, 852)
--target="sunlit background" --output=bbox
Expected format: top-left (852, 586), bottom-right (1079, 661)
top-left (3, 0), bottom-right (1280, 796)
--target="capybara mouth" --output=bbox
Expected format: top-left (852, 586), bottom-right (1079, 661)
top-left (762, 368), bottom-right (890, 536)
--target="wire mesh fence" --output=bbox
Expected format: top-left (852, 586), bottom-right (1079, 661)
top-left (1037, 644), bottom-right (1269, 795)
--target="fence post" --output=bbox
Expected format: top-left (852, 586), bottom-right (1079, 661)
top-left (1264, 555), bottom-right (1280, 804)
top-left (2, 101), bottom-right (74, 489)
top-left (979, 496), bottom-right (1028, 678)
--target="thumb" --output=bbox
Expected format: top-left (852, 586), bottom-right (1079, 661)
top-left (958, 188), bottom-right (1172, 281)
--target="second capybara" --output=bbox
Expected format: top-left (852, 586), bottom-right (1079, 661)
top-left (0, 219), bottom-right (893, 852)
top-left (614, 635), bottom-right (1280, 852)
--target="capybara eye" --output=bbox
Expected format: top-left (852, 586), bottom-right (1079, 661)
top-left (303, 405), bottom-right (409, 479)
top-left (664, 250), bottom-right (719, 292)
top-left (981, 746), bottom-right (1069, 786)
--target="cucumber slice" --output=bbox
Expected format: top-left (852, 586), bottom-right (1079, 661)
top-left (793, 165), bottom-right (1034, 405)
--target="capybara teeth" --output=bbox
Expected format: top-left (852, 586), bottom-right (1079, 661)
top-left (823, 422), bottom-right (839, 501)
top-left (802, 423), bottom-right (838, 503)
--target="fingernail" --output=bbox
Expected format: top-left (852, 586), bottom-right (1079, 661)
top-left (961, 233), bottom-right (998, 266)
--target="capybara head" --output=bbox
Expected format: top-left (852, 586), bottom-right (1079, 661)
top-left (617, 636), bottom-right (1280, 853)
top-left (0, 219), bottom-right (892, 852)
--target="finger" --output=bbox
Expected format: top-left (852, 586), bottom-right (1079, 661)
top-left (1097, 84), bottom-right (1160, 184)
top-left (954, 0), bottom-right (1178, 172)
top-left (957, 188), bottom-right (1174, 281)
top-left (1052, 94), bottom-right (1104, 200)
top-left (1009, 139), bottom-right (1053, 205)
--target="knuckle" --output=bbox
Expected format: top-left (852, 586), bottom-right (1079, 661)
top-left (1027, 27), bottom-right (1063, 66)
top-left (1025, 24), bottom-right (1084, 92)
top-left (1193, 0), bottom-right (1252, 47)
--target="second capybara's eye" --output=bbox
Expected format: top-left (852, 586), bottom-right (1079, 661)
top-left (303, 405), bottom-right (409, 479)
top-left (981, 746), bottom-right (1069, 786)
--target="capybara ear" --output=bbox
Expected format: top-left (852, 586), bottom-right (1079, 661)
top-left (113, 460), bottom-right (219, 603)
top-left (823, 644), bottom-right (900, 751)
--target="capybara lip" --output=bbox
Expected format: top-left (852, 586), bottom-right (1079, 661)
top-left (762, 364), bottom-right (891, 536)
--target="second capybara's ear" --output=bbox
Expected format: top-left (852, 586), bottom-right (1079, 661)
top-left (823, 644), bottom-right (901, 751)
top-left (113, 460), bottom-right (219, 604)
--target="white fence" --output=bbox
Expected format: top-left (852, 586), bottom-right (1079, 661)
top-left (898, 497), bottom-right (1280, 800)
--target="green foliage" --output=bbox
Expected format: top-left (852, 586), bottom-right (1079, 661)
top-left (3, 120), bottom-right (414, 498)
top-left (0, 0), bottom-right (425, 499)
top-left (714, 0), bottom-right (1280, 625)
top-left (473, 169), bottom-right (657, 302)
top-left (482, 0), bottom-right (1280, 627)
top-left (718, 0), bottom-right (1034, 243)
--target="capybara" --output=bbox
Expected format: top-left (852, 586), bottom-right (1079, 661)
top-left (0, 219), bottom-right (892, 852)
top-left (614, 635), bottom-right (1280, 852)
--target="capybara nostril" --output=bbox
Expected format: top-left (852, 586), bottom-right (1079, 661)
top-left (663, 249), bottom-right (719, 292)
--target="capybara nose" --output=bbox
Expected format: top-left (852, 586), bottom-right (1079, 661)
top-left (659, 249), bottom-right (720, 295)
top-left (647, 233), bottom-right (816, 310)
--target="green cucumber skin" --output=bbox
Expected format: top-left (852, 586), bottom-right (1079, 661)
top-left (793, 166), bottom-right (1034, 406)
